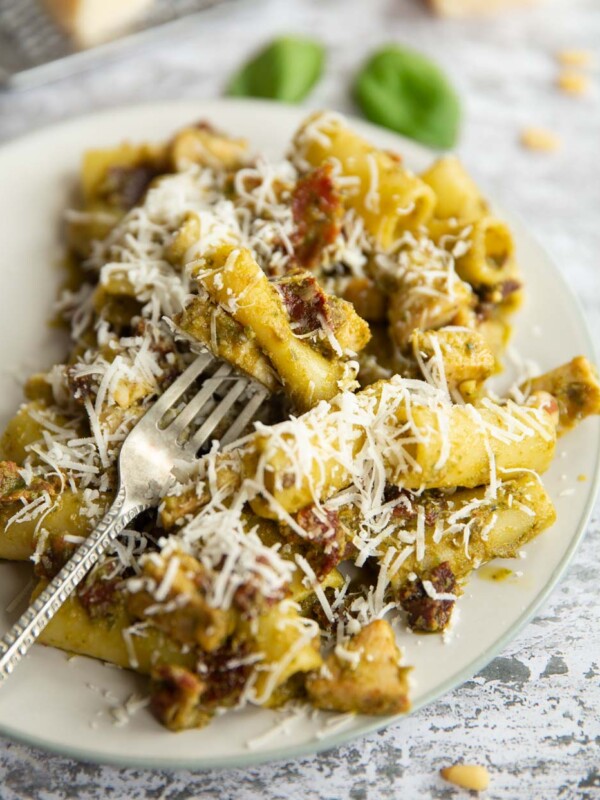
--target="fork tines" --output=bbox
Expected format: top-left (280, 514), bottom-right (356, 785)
top-left (146, 352), bottom-right (269, 454)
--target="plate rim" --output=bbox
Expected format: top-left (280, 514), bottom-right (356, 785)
top-left (0, 98), bottom-right (598, 770)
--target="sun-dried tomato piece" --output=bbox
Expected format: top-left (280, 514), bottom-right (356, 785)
top-left (275, 270), bottom-right (330, 336)
top-left (290, 505), bottom-right (348, 580)
top-left (77, 565), bottom-right (122, 619)
top-left (291, 163), bottom-right (343, 269)
top-left (397, 561), bottom-right (457, 632)
top-left (199, 644), bottom-right (253, 708)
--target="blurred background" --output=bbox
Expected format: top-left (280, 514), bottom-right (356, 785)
top-left (0, 1), bottom-right (599, 797)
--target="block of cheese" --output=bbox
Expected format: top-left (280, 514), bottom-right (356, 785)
top-left (427, 0), bottom-right (538, 15)
top-left (42, 0), bottom-right (153, 47)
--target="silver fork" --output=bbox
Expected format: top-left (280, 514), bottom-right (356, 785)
top-left (0, 352), bottom-right (269, 682)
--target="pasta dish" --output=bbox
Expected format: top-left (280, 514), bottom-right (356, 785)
top-left (1, 111), bottom-right (598, 730)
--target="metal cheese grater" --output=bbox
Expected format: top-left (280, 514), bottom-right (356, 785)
top-left (0, 0), bottom-right (233, 88)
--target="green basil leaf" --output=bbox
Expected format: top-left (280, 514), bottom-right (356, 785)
top-left (227, 37), bottom-right (325, 103)
top-left (354, 45), bottom-right (461, 149)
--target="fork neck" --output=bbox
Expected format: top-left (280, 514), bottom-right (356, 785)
top-left (111, 485), bottom-right (153, 527)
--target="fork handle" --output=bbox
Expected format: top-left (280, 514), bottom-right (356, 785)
top-left (0, 486), bottom-right (146, 683)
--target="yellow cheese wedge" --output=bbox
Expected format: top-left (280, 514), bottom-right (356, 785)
top-left (427, 0), bottom-right (539, 15)
top-left (42, 0), bottom-right (153, 47)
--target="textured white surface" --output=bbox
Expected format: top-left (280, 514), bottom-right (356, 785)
top-left (0, 0), bottom-right (599, 797)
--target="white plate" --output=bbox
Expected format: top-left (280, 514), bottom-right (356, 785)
top-left (0, 100), bottom-right (598, 769)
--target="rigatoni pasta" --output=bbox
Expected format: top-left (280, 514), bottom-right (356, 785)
top-left (292, 111), bottom-right (436, 247)
top-left (1, 111), bottom-right (599, 732)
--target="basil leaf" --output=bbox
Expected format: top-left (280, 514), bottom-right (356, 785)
top-left (227, 37), bottom-right (325, 103)
top-left (354, 45), bottom-right (461, 149)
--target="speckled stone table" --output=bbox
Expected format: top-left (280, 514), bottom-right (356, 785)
top-left (0, 1), bottom-right (599, 797)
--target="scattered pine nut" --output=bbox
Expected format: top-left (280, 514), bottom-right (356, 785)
top-left (577, 474), bottom-right (587, 482)
top-left (520, 127), bottom-right (561, 152)
top-left (440, 764), bottom-right (490, 791)
top-left (557, 49), bottom-right (594, 68)
top-left (557, 71), bottom-right (590, 96)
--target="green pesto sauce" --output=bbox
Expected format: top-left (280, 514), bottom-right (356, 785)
top-left (478, 565), bottom-right (514, 582)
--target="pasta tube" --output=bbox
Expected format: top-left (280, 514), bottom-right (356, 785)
top-left (410, 327), bottom-right (496, 401)
top-left (386, 244), bottom-right (475, 351)
top-left (168, 125), bottom-right (248, 172)
top-left (68, 141), bottom-right (166, 257)
top-left (0, 488), bottom-right (109, 563)
top-left (523, 356), bottom-right (600, 435)
top-left (376, 475), bottom-right (555, 631)
top-left (292, 112), bottom-right (436, 248)
top-left (126, 551), bottom-right (237, 654)
top-left (244, 378), bottom-right (557, 518)
top-left (421, 155), bottom-right (488, 222)
top-left (341, 277), bottom-right (387, 322)
top-left (382, 475), bottom-right (555, 589)
top-left (175, 293), bottom-right (280, 392)
top-left (306, 620), bottom-right (410, 715)
top-left (237, 600), bottom-right (322, 707)
top-left (428, 217), bottom-right (517, 288)
top-left (35, 581), bottom-right (195, 674)
top-left (0, 401), bottom-right (76, 465)
top-left (195, 245), bottom-right (354, 410)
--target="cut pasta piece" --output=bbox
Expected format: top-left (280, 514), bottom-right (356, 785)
top-left (243, 377), bottom-right (557, 519)
top-left (12, 490), bottom-right (110, 567)
top-left (0, 402), bottom-right (79, 465)
top-left (126, 550), bottom-right (238, 653)
top-left (34, 580), bottom-right (195, 674)
top-left (341, 277), bottom-right (387, 323)
top-left (192, 245), bottom-right (361, 410)
top-left (410, 327), bottom-right (496, 401)
top-left (159, 452), bottom-right (244, 530)
top-left (67, 141), bottom-right (166, 257)
top-left (175, 293), bottom-right (280, 392)
top-left (238, 600), bottom-right (322, 707)
top-left (373, 475), bottom-right (556, 631)
top-left (522, 357), bottom-right (600, 435)
top-left (167, 124), bottom-right (248, 172)
top-left (421, 155), bottom-right (488, 222)
top-left (428, 216), bottom-right (517, 289)
top-left (306, 620), bottom-right (410, 714)
top-left (292, 112), bottom-right (436, 248)
top-left (384, 241), bottom-right (475, 351)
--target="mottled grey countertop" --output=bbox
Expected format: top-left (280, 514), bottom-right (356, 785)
top-left (0, 0), bottom-right (599, 797)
